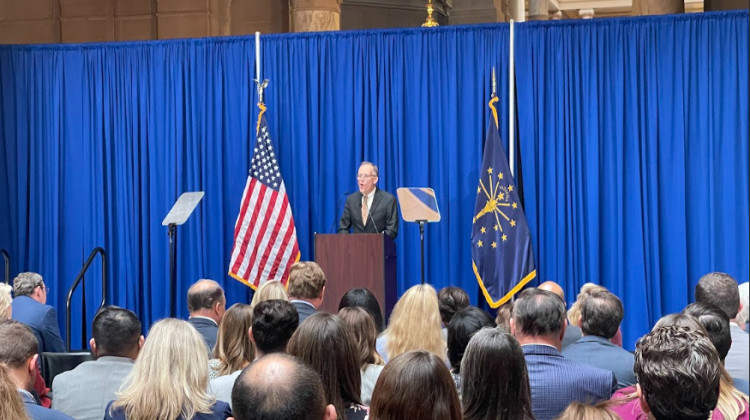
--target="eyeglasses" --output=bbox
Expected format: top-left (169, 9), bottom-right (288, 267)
top-left (357, 174), bottom-right (376, 179)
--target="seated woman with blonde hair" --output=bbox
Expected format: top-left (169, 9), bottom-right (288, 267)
top-left (209, 303), bottom-right (255, 379)
top-left (249, 280), bottom-right (288, 308)
top-left (375, 284), bottom-right (447, 363)
top-left (104, 318), bottom-right (232, 420)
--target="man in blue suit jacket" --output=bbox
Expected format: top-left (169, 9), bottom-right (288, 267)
top-left (511, 288), bottom-right (616, 420)
top-left (187, 279), bottom-right (226, 355)
top-left (1, 320), bottom-right (74, 420)
top-left (11, 272), bottom-right (65, 353)
top-left (562, 290), bottom-right (635, 388)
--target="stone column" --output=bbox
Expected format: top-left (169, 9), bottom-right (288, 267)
top-left (632, 0), bottom-right (684, 15)
top-left (506, 0), bottom-right (525, 22)
top-left (448, 0), bottom-right (504, 25)
top-left (528, 0), bottom-right (548, 21)
top-left (290, 0), bottom-right (341, 32)
top-left (578, 8), bottom-right (594, 19)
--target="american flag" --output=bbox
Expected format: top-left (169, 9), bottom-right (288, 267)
top-left (228, 108), bottom-right (300, 289)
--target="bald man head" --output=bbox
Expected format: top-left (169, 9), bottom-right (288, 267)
top-left (538, 281), bottom-right (565, 301)
top-left (232, 354), bottom-right (336, 420)
top-left (187, 279), bottom-right (226, 323)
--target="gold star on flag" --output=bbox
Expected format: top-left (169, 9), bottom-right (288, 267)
top-left (491, 242), bottom-right (497, 248)
top-left (487, 167), bottom-right (493, 174)
top-left (508, 185), bottom-right (514, 192)
top-left (498, 193), bottom-right (505, 200)
top-left (510, 220), bottom-right (516, 227)
top-left (480, 227), bottom-right (486, 234)
top-left (494, 224), bottom-right (499, 231)
top-left (502, 234), bottom-right (508, 241)
top-left (512, 202), bottom-right (518, 209)
top-left (498, 172), bottom-right (504, 179)
top-left (478, 240), bottom-right (484, 247)
top-left (477, 186), bottom-right (481, 193)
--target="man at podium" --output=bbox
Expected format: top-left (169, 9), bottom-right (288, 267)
top-left (338, 162), bottom-right (399, 239)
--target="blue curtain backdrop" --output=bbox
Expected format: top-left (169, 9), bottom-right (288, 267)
top-left (515, 11), bottom-right (749, 348)
top-left (0, 11), bottom-right (747, 350)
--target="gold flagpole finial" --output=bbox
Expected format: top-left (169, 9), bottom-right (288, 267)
top-left (422, 0), bottom-right (439, 27)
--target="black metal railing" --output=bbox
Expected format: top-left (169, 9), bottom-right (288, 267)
top-left (65, 247), bottom-right (107, 352)
top-left (0, 249), bottom-right (9, 284)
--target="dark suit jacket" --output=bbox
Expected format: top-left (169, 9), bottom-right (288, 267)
top-left (19, 390), bottom-right (74, 420)
top-left (291, 300), bottom-right (317, 325)
top-left (11, 295), bottom-right (65, 353)
top-left (523, 344), bottom-right (616, 420)
top-left (188, 317), bottom-right (218, 354)
top-left (103, 400), bottom-right (231, 420)
top-left (338, 189), bottom-right (399, 239)
top-left (562, 323), bottom-right (582, 349)
top-left (562, 335), bottom-right (636, 389)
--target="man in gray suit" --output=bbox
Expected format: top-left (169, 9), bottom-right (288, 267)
top-left (562, 291), bottom-right (635, 388)
top-left (52, 306), bottom-right (143, 420)
top-left (695, 272), bottom-right (749, 382)
top-left (286, 262), bottom-right (327, 325)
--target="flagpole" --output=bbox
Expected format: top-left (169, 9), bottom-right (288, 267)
top-left (509, 19), bottom-right (516, 177)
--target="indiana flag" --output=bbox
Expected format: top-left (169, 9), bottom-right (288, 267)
top-left (229, 104), bottom-right (300, 289)
top-left (471, 95), bottom-right (536, 308)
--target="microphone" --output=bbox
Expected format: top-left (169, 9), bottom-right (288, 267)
top-left (329, 192), bottom-right (350, 233)
top-left (366, 197), bottom-right (381, 235)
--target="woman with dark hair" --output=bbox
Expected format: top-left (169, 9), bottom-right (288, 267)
top-left (369, 350), bottom-right (462, 420)
top-left (461, 328), bottom-right (536, 420)
top-left (339, 288), bottom-right (385, 333)
top-left (338, 307), bottom-right (385, 404)
top-left (447, 306), bottom-right (494, 393)
top-left (287, 313), bottom-right (367, 420)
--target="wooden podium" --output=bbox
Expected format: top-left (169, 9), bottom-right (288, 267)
top-left (314, 233), bottom-right (397, 318)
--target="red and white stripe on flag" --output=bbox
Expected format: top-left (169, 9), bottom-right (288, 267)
top-left (229, 111), bottom-right (300, 289)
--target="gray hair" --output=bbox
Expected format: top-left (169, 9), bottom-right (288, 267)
top-left (0, 284), bottom-right (12, 320)
top-left (360, 161), bottom-right (379, 177)
top-left (13, 272), bottom-right (44, 297)
top-left (737, 282), bottom-right (749, 326)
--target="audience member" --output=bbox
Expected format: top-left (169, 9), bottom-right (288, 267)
top-left (684, 302), bottom-right (750, 395)
top-left (554, 401), bottom-right (619, 420)
top-left (286, 261), bottom-right (327, 325)
top-left (538, 281), bottom-right (583, 348)
top-left (696, 272), bottom-right (749, 382)
top-left (461, 328), bottom-right (536, 420)
top-left (338, 306), bottom-right (385, 405)
top-left (249, 280), bottom-right (288, 308)
top-left (0, 362), bottom-right (31, 420)
top-left (339, 287), bottom-right (385, 333)
top-left (287, 313), bottom-right (367, 420)
top-left (187, 279), bottom-right (227, 354)
top-left (494, 300), bottom-right (513, 330)
top-left (511, 288), bottom-right (615, 420)
top-left (52, 306), bottom-right (143, 420)
top-left (376, 284), bottom-right (446, 363)
top-left (0, 283), bottom-right (12, 319)
top-left (209, 303), bottom-right (254, 379)
top-left (11, 272), bottom-right (65, 352)
top-left (0, 320), bottom-right (73, 420)
top-left (231, 353), bottom-right (336, 420)
top-left (610, 313), bottom-right (749, 420)
top-left (447, 306), bottom-right (494, 393)
top-left (209, 299), bottom-right (298, 407)
top-left (369, 350), bottom-right (462, 420)
top-left (634, 325), bottom-right (722, 420)
top-left (739, 282), bottom-right (749, 331)
top-left (562, 290), bottom-right (635, 388)
top-left (438, 286), bottom-right (470, 327)
top-left (104, 318), bottom-right (231, 420)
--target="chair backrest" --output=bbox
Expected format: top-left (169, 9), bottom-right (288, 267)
top-left (40, 352), bottom-right (94, 386)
